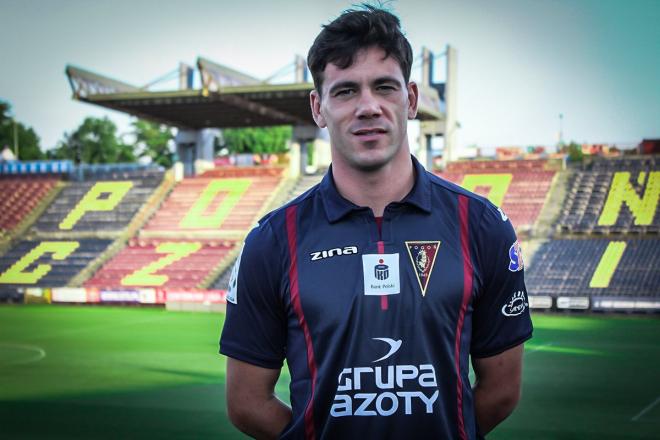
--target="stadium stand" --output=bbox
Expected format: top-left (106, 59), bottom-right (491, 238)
top-left (558, 156), bottom-right (658, 234)
top-left (84, 238), bottom-right (237, 289)
top-left (436, 159), bottom-right (557, 233)
top-left (85, 167), bottom-right (287, 291)
top-left (526, 238), bottom-right (659, 299)
top-left (0, 177), bottom-right (59, 236)
top-left (30, 171), bottom-right (164, 233)
top-left (0, 239), bottom-right (113, 287)
top-left (141, 167), bottom-right (285, 237)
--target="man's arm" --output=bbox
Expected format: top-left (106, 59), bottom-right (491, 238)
top-left (226, 357), bottom-right (292, 439)
top-left (471, 343), bottom-right (525, 435)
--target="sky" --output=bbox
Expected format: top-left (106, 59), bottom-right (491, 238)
top-left (1, 0), bottom-right (658, 154)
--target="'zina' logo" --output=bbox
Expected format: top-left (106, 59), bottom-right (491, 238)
top-left (501, 290), bottom-right (528, 317)
top-left (310, 246), bottom-right (358, 261)
top-left (498, 207), bottom-right (508, 221)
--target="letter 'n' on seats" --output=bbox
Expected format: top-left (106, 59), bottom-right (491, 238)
top-left (0, 241), bottom-right (80, 284)
top-left (598, 171), bottom-right (659, 226)
top-left (179, 179), bottom-right (251, 229)
top-left (589, 241), bottom-right (627, 288)
top-left (59, 181), bottom-right (134, 230)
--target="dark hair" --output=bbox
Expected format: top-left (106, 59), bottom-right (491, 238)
top-left (307, 4), bottom-right (413, 94)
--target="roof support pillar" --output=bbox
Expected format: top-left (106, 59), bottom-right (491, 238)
top-left (175, 128), bottom-right (220, 176)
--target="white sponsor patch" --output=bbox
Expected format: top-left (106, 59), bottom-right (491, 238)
top-left (362, 253), bottom-right (400, 296)
top-left (226, 245), bottom-right (244, 304)
top-left (497, 207), bottom-right (508, 221)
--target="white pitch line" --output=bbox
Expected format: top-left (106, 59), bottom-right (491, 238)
top-left (0, 343), bottom-right (47, 365)
top-left (526, 342), bottom-right (553, 354)
top-left (631, 395), bottom-right (660, 422)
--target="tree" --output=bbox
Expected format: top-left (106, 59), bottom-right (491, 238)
top-left (50, 117), bottom-right (135, 164)
top-left (0, 100), bottom-right (43, 160)
top-left (132, 120), bottom-right (174, 167)
top-left (565, 141), bottom-right (583, 162)
top-left (222, 126), bottom-right (291, 154)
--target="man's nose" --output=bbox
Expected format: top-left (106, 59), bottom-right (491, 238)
top-left (355, 90), bottom-right (382, 119)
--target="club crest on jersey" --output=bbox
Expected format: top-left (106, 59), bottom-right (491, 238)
top-left (405, 241), bottom-right (440, 297)
top-left (508, 240), bottom-right (524, 272)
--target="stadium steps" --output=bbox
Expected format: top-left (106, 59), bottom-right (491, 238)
top-left (520, 238), bottom-right (548, 269)
top-left (535, 167), bottom-right (572, 238)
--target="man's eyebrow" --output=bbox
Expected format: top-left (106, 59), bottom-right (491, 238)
top-left (373, 76), bottom-right (402, 86)
top-left (328, 81), bottom-right (359, 95)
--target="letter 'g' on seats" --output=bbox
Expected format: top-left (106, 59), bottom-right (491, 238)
top-left (0, 241), bottom-right (80, 284)
top-left (59, 181), bottom-right (134, 230)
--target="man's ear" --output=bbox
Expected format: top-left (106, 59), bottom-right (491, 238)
top-left (406, 81), bottom-right (419, 120)
top-left (310, 89), bottom-right (327, 128)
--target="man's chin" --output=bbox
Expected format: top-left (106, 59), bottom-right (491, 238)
top-left (349, 154), bottom-right (393, 173)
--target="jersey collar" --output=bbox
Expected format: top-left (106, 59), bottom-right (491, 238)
top-left (320, 155), bottom-right (432, 223)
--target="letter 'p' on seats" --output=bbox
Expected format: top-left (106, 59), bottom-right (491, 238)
top-left (59, 182), bottom-right (134, 230)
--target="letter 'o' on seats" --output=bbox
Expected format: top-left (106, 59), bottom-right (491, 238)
top-left (179, 179), bottom-right (251, 229)
top-left (59, 181), bottom-right (134, 230)
top-left (0, 241), bottom-right (80, 284)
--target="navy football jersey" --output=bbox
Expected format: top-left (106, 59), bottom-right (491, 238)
top-left (220, 156), bottom-right (533, 439)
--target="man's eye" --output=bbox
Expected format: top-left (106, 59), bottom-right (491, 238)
top-left (377, 85), bottom-right (396, 92)
top-left (334, 89), bottom-right (355, 97)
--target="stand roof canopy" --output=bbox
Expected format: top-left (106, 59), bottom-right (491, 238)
top-left (66, 57), bottom-right (444, 130)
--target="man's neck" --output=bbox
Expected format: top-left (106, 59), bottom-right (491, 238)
top-left (332, 150), bottom-right (415, 217)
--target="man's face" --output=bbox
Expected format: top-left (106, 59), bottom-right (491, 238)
top-left (310, 46), bottom-right (418, 172)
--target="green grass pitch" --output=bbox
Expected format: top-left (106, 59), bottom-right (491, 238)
top-left (0, 305), bottom-right (658, 439)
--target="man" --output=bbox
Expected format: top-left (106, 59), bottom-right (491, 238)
top-left (220, 5), bottom-right (532, 439)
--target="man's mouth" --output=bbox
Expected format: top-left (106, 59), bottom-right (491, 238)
top-left (352, 128), bottom-right (387, 136)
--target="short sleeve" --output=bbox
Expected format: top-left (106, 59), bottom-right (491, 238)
top-left (219, 219), bottom-right (287, 369)
top-left (470, 203), bottom-right (533, 358)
